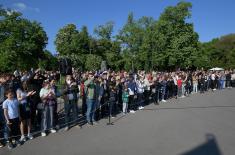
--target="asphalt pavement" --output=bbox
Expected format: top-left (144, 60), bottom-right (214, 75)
top-left (1, 88), bottom-right (235, 155)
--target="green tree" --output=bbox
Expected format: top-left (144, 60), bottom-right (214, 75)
top-left (55, 24), bottom-right (92, 69)
top-left (0, 7), bottom-right (48, 72)
top-left (38, 50), bottom-right (58, 70)
top-left (78, 26), bottom-right (90, 55)
top-left (138, 16), bottom-right (155, 71)
top-left (55, 24), bottom-right (79, 56)
top-left (117, 12), bottom-right (144, 71)
top-left (85, 54), bottom-right (102, 71)
top-left (94, 21), bottom-right (121, 70)
top-left (152, 2), bottom-right (199, 70)
top-left (94, 21), bottom-right (114, 40)
top-left (201, 34), bottom-right (235, 69)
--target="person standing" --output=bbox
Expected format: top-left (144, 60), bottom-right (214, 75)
top-left (136, 76), bottom-right (145, 110)
top-left (84, 72), bottom-right (96, 126)
top-left (226, 71), bottom-right (232, 88)
top-left (211, 72), bottom-right (216, 91)
top-left (177, 76), bottom-right (183, 98)
top-left (93, 76), bottom-right (103, 122)
top-left (100, 72), bottom-right (109, 118)
top-left (39, 81), bottom-right (57, 137)
top-left (109, 85), bottom-right (117, 118)
top-left (144, 75), bottom-right (151, 105)
top-left (161, 76), bottom-right (167, 102)
top-left (63, 75), bottom-right (80, 131)
top-left (0, 76), bottom-right (7, 148)
top-left (122, 85), bottom-right (129, 114)
top-left (27, 71), bottom-right (45, 129)
top-left (192, 74), bottom-right (198, 93)
top-left (128, 76), bottom-right (137, 113)
top-left (50, 79), bottom-right (60, 130)
top-left (3, 90), bottom-right (21, 149)
top-left (16, 82), bottom-right (35, 142)
top-left (200, 74), bottom-right (205, 93)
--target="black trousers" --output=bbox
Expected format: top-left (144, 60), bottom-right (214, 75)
top-left (100, 96), bottom-right (109, 118)
top-left (82, 95), bottom-right (87, 116)
top-left (29, 96), bottom-right (40, 128)
top-left (7, 118), bottom-right (20, 142)
top-left (128, 95), bottom-right (136, 111)
top-left (144, 90), bottom-right (150, 105)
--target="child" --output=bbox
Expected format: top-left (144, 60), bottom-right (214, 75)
top-left (3, 89), bottom-right (21, 149)
top-left (122, 86), bottom-right (129, 114)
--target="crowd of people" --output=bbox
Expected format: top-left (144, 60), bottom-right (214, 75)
top-left (0, 68), bottom-right (235, 149)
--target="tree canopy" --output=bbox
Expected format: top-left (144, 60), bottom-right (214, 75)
top-left (0, 6), bottom-right (55, 72)
top-left (1, 2), bottom-right (235, 72)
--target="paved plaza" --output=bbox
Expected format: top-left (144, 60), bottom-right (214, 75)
top-left (1, 88), bottom-right (235, 155)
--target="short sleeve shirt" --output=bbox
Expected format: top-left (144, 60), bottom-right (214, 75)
top-left (17, 89), bottom-right (27, 104)
top-left (2, 99), bottom-right (19, 119)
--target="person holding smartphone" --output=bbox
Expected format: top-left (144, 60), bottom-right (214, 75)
top-left (39, 81), bottom-right (56, 137)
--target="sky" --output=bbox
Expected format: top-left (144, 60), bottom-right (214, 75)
top-left (1, 0), bottom-right (235, 54)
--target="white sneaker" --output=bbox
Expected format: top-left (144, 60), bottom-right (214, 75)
top-left (162, 100), bottom-right (167, 102)
top-left (20, 135), bottom-right (26, 142)
top-left (213, 89), bottom-right (216, 91)
top-left (130, 110), bottom-right (135, 114)
top-left (50, 129), bottom-right (56, 133)
top-left (182, 95), bottom-right (186, 98)
top-left (27, 133), bottom-right (33, 140)
top-left (41, 132), bottom-right (46, 137)
top-left (138, 106), bottom-right (144, 110)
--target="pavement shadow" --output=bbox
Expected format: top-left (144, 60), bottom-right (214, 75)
top-left (181, 134), bottom-right (223, 155)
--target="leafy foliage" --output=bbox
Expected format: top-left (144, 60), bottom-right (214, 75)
top-left (1, 2), bottom-right (234, 72)
top-left (85, 54), bottom-right (102, 71)
top-left (0, 7), bottom-right (48, 72)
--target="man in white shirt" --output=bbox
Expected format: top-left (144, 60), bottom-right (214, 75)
top-left (136, 76), bottom-right (145, 110)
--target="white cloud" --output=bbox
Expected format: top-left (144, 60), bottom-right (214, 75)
top-left (13, 2), bottom-right (27, 11)
top-left (12, 2), bottom-right (40, 13)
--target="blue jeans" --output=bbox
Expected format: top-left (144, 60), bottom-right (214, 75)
top-left (0, 106), bottom-right (4, 139)
top-left (182, 84), bottom-right (186, 96)
top-left (41, 105), bottom-right (55, 132)
top-left (92, 99), bottom-right (100, 121)
top-left (193, 84), bottom-right (198, 93)
top-left (86, 99), bottom-right (95, 123)
top-left (0, 106), bottom-right (9, 142)
top-left (64, 100), bottom-right (78, 127)
top-left (178, 87), bottom-right (182, 97)
top-left (161, 86), bottom-right (166, 100)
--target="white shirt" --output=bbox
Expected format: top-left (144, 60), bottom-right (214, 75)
top-left (211, 74), bottom-right (215, 80)
top-left (136, 80), bottom-right (145, 94)
top-left (144, 78), bottom-right (151, 91)
top-left (17, 89), bottom-right (27, 104)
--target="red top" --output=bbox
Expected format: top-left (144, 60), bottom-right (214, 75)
top-left (80, 83), bottom-right (85, 96)
top-left (177, 79), bottom-right (182, 88)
